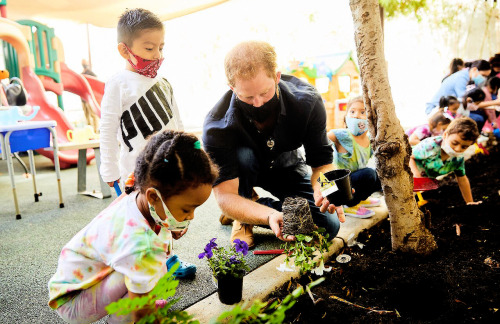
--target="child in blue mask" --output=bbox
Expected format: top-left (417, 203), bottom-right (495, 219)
top-left (328, 96), bottom-right (382, 218)
top-left (48, 130), bottom-right (218, 323)
top-left (410, 117), bottom-right (482, 205)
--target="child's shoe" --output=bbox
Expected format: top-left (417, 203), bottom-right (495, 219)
top-left (359, 197), bottom-right (381, 208)
top-left (166, 254), bottom-right (197, 278)
top-left (344, 204), bottom-right (375, 219)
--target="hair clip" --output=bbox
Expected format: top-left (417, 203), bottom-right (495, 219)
top-left (194, 140), bottom-right (201, 150)
top-left (164, 158), bottom-right (169, 162)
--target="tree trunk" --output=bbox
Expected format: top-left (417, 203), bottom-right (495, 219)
top-left (349, 0), bottom-right (437, 254)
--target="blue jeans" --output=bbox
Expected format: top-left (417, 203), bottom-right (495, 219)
top-left (236, 147), bottom-right (340, 239)
top-left (348, 168), bottom-right (382, 207)
top-left (469, 110), bottom-right (487, 132)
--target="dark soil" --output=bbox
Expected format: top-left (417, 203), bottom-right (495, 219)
top-left (272, 144), bottom-right (500, 323)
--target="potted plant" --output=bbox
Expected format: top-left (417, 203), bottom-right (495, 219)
top-left (198, 238), bottom-right (250, 305)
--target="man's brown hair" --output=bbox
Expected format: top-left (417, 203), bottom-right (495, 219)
top-left (224, 41), bottom-right (277, 87)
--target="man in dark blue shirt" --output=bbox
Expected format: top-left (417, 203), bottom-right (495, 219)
top-left (202, 41), bottom-right (345, 247)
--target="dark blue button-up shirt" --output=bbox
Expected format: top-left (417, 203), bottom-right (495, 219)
top-left (202, 75), bottom-right (333, 186)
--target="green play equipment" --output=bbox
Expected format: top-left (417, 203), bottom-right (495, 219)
top-left (2, 19), bottom-right (65, 109)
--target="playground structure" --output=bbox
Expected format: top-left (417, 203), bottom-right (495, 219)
top-left (0, 17), bottom-right (104, 168)
top-left (287, 51), bottom-right (361, 130)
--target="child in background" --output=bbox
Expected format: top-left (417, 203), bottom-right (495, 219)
top-left (328, 96), bottom-right (381, 219)
top-left (461, 87), bottom-right (487, 132)
top-left (48, 131), bottom-right (218, 323)
top-left (410, 117), bottom-right (482, 205)
top-left (406, 109), bottom-right (451, 146)
top-left (478, 76), bottom-right (500, 130)
top-left (438, 95), bottom-right (462, 119)
top-left (99, 9), bottom-right (194, 277)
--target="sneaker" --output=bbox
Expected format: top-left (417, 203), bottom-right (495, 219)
top-left (359, 197), bottom-right (381, 208)
top-left (166, 254), bottom-right (197, 278)
top-left (231, 220), bottom-right (255, 249)
top-left (344, 205), bottom-right (375, 219)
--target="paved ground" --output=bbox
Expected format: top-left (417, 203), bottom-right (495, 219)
top-left (0, 153), bottom-right (283, 323)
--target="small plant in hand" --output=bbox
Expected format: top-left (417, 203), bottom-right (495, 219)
top-left (282, 228), bottom-right (332, 275)
top-left (280, 197), bottom-right (332, 275)
top-left (198, 238), bottom-right (250, 278)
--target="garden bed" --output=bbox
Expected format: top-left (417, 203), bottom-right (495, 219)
top-left (271, 144), bottom-right (500, 323)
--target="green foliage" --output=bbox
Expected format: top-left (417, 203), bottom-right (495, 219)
top-left (105, 263), bottom-right (198, 324)
top-left (379, 0), bottom-right (429, 20)
top-left (282, 228), bottom-right (331, 275)
top-left (214, 278), bottom-right (325, 324)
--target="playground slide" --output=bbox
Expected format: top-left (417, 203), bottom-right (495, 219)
top-left (21, 66), bottom-right (95, 169)
top-left (60, 62), bottom-right (101, 117)
top-left (82, 74), bottom-right (104, 105)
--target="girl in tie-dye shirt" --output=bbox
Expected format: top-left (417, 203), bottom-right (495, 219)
top-left (48, 130), bottom-right (218, 323)
top-left (410, 117), bottom-right (482, 205)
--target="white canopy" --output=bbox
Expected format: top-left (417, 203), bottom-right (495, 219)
top-left (6, 0), bottom-right (230, 27)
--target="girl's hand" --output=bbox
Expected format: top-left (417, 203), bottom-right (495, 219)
top-left (171, 228), bottom-right (188, 240)
top-left (466, 201), bottom-right (482, 205)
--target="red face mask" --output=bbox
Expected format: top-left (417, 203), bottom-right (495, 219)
top-left (123, 44), bottom-right (164, 78)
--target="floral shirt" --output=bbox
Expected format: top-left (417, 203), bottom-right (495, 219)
top-left (331, 129), bottom-right (372, 171)
top-left (412, 136), bottom-right (466, 178)
top-left (48, 193), bottom-right (170, 309)
top-left (406, 124), bottom-right (431, 142)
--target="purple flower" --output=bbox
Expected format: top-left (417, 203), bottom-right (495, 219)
top-left (233, 239), bottom-right (249, 256)
top-left (229, 255), bottom-right (241, 264)
top-left (198, 238), bottom-right (218, 259)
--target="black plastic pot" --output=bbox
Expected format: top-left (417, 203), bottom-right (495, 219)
top-left (216, 274), bottom-right (243, 305)
top-left (323, 169), bottom-right (353, 206)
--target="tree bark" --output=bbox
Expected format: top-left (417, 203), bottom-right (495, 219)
top-left (349, 0), bottom-right (437, 254)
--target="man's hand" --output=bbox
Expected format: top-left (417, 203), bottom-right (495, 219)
top-left (268, 211), bottom-right (295, 242)
top-left (313, 189), bottom-right (346, 223)
top-left (171, 228), bottom-right (188, 240)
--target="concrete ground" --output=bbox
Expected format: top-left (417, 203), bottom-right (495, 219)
top-left (0, 153), bottom-right (387, 323)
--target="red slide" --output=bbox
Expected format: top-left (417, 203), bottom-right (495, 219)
top-left (82, 74), bottom-right (104, 105)
top-left (21, 66), bottom-right (95, 169)
top-left (60, 62), bottom-right (101, 117)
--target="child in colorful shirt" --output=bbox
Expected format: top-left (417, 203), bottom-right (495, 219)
top-left (48, 130), bottom-right (218, 323)
top-left (328, 96), bottom-right (382, 219)
top-left (410, 117), bottom-right (482, 205)
top-left (406, 109), bottom-right (451, 146)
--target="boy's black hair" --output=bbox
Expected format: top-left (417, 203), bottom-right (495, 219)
top-left (446, 117), bottom-right (479, 143)
top-left (133, 130), bottom-right (218, 197)
top-left (438, 95), bottom-right (459, 108)
top-left (470, 59), bottom-right (491, 71)
top-left (117, 8), bottom-right (164, 46)
top-left (462, 87), bottom-right (486, 103)
top-left (489, 54), bottom-right (500, 68)
top-left (486, 76), bottom-right (500, 94)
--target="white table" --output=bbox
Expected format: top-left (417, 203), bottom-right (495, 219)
top-left (47, 140), bottom-right (111, 199)
top-left (0, 121), bottom-right (64, 219)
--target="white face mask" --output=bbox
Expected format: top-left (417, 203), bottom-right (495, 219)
top-left (441, 138), bottom-right (465, 159)
top-left (147, 189), bottom-right (190, 231)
